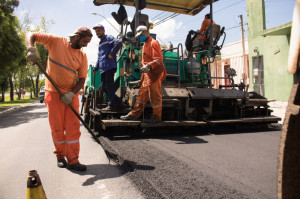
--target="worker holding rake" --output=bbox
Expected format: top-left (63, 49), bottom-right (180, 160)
top-left (26, 27), bottom-right (93, 171)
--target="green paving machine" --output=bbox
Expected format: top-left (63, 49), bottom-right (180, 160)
top-left (82, 0), bottom-right (281, 135)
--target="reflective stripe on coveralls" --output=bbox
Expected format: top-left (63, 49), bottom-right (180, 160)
top-left (53, 140), bottom-right (66, 144)
top-left (45, 91), bottom-right (81, 165)
top-left (48, 57), bottom-right (76, 74)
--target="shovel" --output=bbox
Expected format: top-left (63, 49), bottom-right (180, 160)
top-left (34, 61), bottom-right (121, 164)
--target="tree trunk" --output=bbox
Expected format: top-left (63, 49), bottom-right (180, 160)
top-left (30, 77), bottom-right (35, 99)
top-left (35, 75), bottom-right (39, 97)
top-left (9, 73), bottom-right (14, 101)
top-left (18, 78), bottom-right (22, 100)
top-left (0, 90), bottom-right (4, 102)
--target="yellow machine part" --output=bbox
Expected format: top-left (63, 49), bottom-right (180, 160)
top-left (94, 0), bottom-right (218, 16)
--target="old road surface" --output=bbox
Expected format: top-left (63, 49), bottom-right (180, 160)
top-left (0, 101), bottom-right (281, 199)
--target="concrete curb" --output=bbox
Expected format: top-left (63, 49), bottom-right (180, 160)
top-left (0, 102), bottom-right (38, 116)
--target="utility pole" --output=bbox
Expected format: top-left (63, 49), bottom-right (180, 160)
top-left (239, 15), bottom-right (248, 85)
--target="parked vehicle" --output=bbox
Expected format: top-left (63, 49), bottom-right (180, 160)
top-left (14, 89), bottom-right (26, 95)
top-left (39, 86), bottom-right (45, 103)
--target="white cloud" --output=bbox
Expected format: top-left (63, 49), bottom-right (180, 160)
top-left (17, 10), bottom-right (28, 17)
top-left (83, 36), bottom-right (99, 66)
top-left (151, 18), bottom-right (182, 45)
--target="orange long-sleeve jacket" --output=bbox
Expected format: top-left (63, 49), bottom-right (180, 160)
top-left (141, 36), bottom-right (166, 83)
top-left (197, 19), bottom-right (216, 40)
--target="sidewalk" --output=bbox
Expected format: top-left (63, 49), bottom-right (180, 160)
top-left (0, 103), bottom-right (35, 116)
top-left (268, 101), bottom-right (288, 124)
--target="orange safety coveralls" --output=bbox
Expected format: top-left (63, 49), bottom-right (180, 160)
top-left (196, 19), bottom-right (216, 40)
top-left (35, 33), bottom-right (88, 164)
top-left (129, 36), bottom-right (166, 120)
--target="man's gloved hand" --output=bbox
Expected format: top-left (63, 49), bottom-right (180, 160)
top-left (61, 92), bottom-right (75, 105)
top-left (26, 47), bottom-right (39, 63)
top-left (189, 30), bottom-right (196, 34)
top-left (140, 64), bottom-right (151, 73)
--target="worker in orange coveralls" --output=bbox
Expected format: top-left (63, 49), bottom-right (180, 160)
top-left (196, 13), bottom-right (216, 41)
top-left (25, 27), bottom-right (92, 171)
top-left (120, 25), bottom-right (166, 122)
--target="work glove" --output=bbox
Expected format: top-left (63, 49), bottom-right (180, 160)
top-left (61, 92), bottom-right (75, 105)
top-left (26, 47), bottom-right (39, 63)
top-left (189, 30), bottom-right (196, 34)
top-left (140, 64), bottom-right (151, 73)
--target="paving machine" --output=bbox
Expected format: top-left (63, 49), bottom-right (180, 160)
top-left (82, 0), bottom-right (281, 135)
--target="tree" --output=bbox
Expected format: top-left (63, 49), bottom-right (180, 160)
top-left (0, 76), bottom-right (9, 102)
top-left (34, 17), bottom-right (54, 97)
top-left (18, 13), bottom-right (54, 98)
top-left (0, 0), bottom-right (26, 101)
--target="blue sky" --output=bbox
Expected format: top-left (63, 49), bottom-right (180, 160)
top-left (15, 0), bottom-right (295, 65)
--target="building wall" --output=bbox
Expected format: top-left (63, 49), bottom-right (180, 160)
top-left (221, 39), bottom-right (249, 86)
top-left (247, 0), bottom-right (293, 102)
top-left (248, 35), bottom-right (292, 101)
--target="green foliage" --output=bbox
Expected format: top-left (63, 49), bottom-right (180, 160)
top-left (0, 1), bottom-right (55, 100)
top-left (39, 78), bottom-right (45, 87)
top-left (0, 0), bottom-right (19, 22)
top-left (0, 0), bottom-right (26, 101)
top-left (18, 14), bottom-right (54, 97)
top-left (0, 95), bottom-right (38, 108)
top-left (35, 17), bottom-right (54, 69)
top-left (0, 16), bottom-right (26, 75)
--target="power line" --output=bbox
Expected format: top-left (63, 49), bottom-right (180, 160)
top-left (153, 13), bottom-right (180, 27)
top-left (226, 23), bottom-right (247, 31)
top-left (154, 12), bottom-right (173, 22)
top-left (215, 0), bottom-right (245, 13)
top-left (152, 11), bottom-right (166, 20)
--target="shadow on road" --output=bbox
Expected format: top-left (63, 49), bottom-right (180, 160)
top-left (106, 128), bottom-right (209, 144)
top-left (102, 122), bottom-right (282, 144)
top-left (0, 103), bottom-right (48, 128)
top-left (68, 160), bottom-right (155, 186)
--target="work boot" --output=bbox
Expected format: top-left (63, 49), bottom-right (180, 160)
top-left (144, 117), bottom-right (161, 123)
top-left (68, 162), bottom-right (87, 171)
top-left (120, 114), bottom-right (139, 121)
top-left (102, 105), bottom-right (112, 111)
top-left (116, 102), bottom-right (127, 111)
top-left (57, 158), bottom-right (67, 168)
top-left (102, 105), bottom-right (122, 112)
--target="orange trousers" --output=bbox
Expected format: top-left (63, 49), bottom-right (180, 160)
top-left (129, 73), bottom-right (163, 120)
top-left (45, 91), bottom-right (81, 165)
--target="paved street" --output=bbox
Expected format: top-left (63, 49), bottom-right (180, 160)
top-left (0, 102), bottom-right (143, 199)
top-left (106, 126), bottom-right (281, 199)
top-left (0, 101), bottom-right (283, 199)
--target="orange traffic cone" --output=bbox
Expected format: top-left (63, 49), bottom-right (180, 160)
top-left (26, 170), bottom-right (47, 199)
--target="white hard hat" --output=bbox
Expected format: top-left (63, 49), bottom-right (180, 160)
top-left (135, 25), bottom-right (147, 37)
